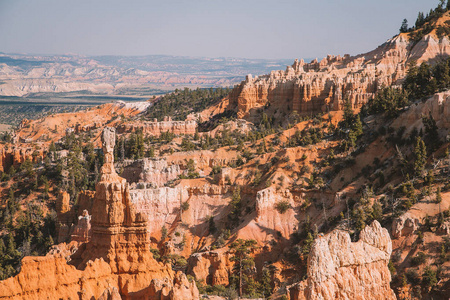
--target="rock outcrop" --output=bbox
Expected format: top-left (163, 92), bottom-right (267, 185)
top-left (229, 30), bottom-right (450, 119)
top-left (116, 117), bottom-right (197, 136)
top-left (121, 158), bottom-right (182, 186)
top-left (70, 210), bottom-right (92, 243)
top-left (287, 221), bottom-right (396, 300)
top-left (391, 212), bottom-right (420, 239)
top-left (392, 90), bottom-right (450, 132)
top-left (0, 144), bottom-right (43, 172)
top-left (254, 187), bottom-right (297, 238)
top-left (187, 249), bottom-right (232, 286)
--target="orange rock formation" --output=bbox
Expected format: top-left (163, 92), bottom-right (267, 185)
top-left (0, 127), bottom-right (199, 300)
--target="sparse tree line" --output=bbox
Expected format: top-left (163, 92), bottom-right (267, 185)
top-left (145, 87), bottom-right (230, 121)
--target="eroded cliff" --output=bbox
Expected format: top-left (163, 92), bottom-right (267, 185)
top-left (287, 221), bottom-right (395, 300)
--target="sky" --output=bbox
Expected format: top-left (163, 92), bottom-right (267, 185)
top-left (0, 0), bottom-right (440, 60)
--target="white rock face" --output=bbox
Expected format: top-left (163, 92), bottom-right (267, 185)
top-left (288, 221), bottom-right (396, 300)
top-left (129, 187), bottom-right (185, 235)
top-left (393, 91), bottom-right (450, 132)
top-left (129, 184), bottom-right (230, 238)
top-left (255, 187), bottom-right (297, 238)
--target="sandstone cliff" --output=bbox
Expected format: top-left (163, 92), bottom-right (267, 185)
top-left (287, 221), bottom-right (395, 300)
top-left (228, 16), bottom-right (450, 120)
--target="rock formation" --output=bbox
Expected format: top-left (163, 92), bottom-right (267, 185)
top-left (287, 221), bottom-right (396, 300)
top-left (0, 127), bottom-right (200, 300)
top-left (116, 117), bottom-right (197, 136)
top-left (187, 249), bottom-right (232, 286)
top-left (254, 187), bottom-right (297, 238)
top-left (391, 212), bottom-right (420, 239)
top-left (228, 31), bottom-right (450, 119)
top-left (121, 158), bottom-right (182, 187)
top-left (70, 210), bottom-right (92, 243)
top-left (128, 183), bottom-right (230, 240)
top-left (0, 144), bottom-right (43, 173)
top-left (392, 90), bottom-right (450, 132)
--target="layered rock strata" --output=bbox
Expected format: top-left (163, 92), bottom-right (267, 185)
top-left (129, 183), bottom-right (230, 239)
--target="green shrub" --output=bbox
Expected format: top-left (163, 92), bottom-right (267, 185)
top-left (411, 251), bottom-right (427, 266)
top-left (422, 266), bottom-right (437, 290)
top-left (275, 200), bottom-right (291, 214)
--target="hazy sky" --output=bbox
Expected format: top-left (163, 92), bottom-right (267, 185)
top-left (0, 0), bottom-right (439, 59)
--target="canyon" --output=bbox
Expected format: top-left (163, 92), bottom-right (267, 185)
top-left (2, 6), bottom-right (450, 300)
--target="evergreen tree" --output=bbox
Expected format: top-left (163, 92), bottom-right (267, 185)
top-left (415, 12), bottom-right (425, 28)
top-left (400, 19), bottom-right (409, 33)
top-left (342, 99), bottom-right (355, 128)
top-left (422, 112), bottom-right (440, 152)
top-left (353, 115), bottom-right (363, 137)
top-left (229, 239), bottom-right (257, 297)
top-left (414, 136), bottom-right (427, 177)
top-left (120, 138), bottom-right (125, 161)
top-left (436, 186), bottom-right (442, 203)
top-left (259, 267), bottom-right (272, 298)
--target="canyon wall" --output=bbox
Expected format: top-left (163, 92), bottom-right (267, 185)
top-left (0, 145), bottom-right (43, 172)
top-left (392, 90), bottom-right (450, 133)
top-left (129, 183), bottom-right (231, 239)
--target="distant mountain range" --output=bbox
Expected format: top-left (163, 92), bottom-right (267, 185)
top-left (0, 53), bottom-right (298, 97)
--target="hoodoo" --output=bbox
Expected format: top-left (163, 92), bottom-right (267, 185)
top-left (0, 128), bottom-right (199, 300)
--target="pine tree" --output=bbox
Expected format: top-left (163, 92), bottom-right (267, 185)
top-left (414, 136), bottom-right (427, 177)
top-left (342, 99), bottom-right (354, 128)
top-left (120, 138), bottom-right (125, 161)
top-left (229, 239), bottom-right (257, 297)
top-left (260, 267), bottom-right (272, 298)
top-left (415, 12), bottom-right (425, 28)
top-left (400, 19), bottom-right (409, 33)
top-left (353, 115), bottom-right (363, 137)
top-left (436, 186), bottom-right (442, 203)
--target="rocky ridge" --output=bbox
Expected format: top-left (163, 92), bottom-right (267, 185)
top-left (228, 14), bottom-right (450, 120)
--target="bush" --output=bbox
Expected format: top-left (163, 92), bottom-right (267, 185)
top-left (406, 269), bottom-right (421, 285)
top-left (164, 254), bottom-right (187, 267)
top-left (275, 200), bottom-right (291, 214)
top-left (181, 201), bottom-right (190, 211)
top-left (150, 248), bottom-right (160, 261)
top-left (422, 266), bottom-right (437, 290)
top-left (411, 251), bottom-right (427, 266)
